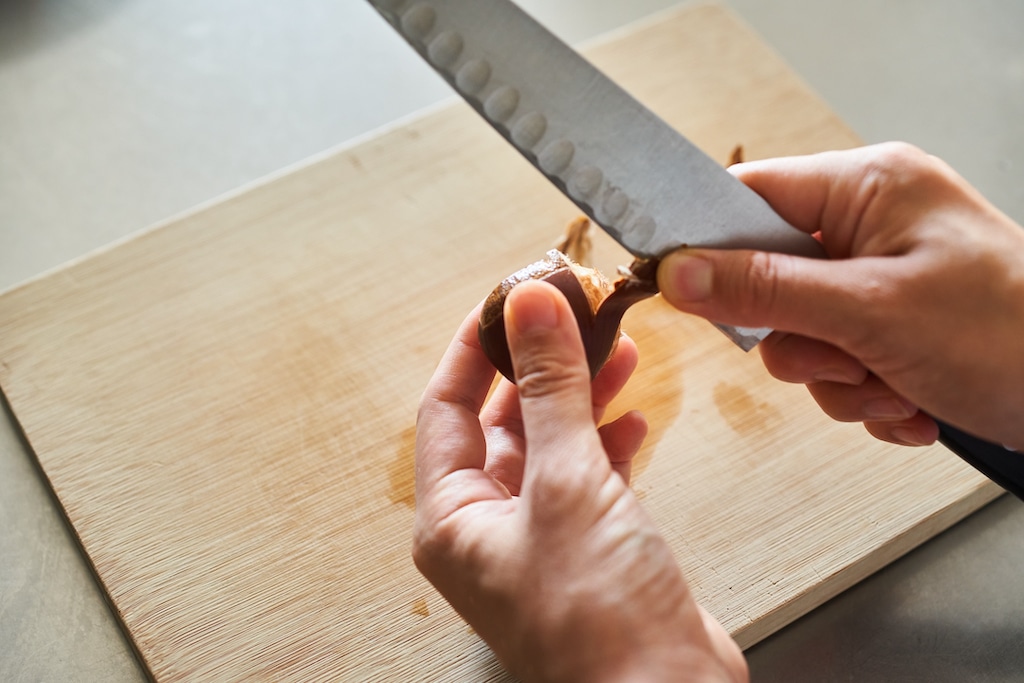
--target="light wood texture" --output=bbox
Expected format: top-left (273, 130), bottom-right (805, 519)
top-left (0, 3), bottom-right (1001, 680)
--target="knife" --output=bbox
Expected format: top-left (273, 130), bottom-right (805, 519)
top-left (366, 0), bottom-right (1024, 500)
top-left (366, 0), bottom-right (824, 352)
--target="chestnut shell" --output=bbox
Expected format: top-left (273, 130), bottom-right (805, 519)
top-left (478, 249), bottom-right (659, 382)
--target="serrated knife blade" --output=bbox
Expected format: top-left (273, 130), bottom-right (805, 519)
top-left (366, 0), bottom-right (824, 349)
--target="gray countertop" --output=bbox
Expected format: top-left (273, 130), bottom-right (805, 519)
top-left (2, 1), bottom-right (1022, 680)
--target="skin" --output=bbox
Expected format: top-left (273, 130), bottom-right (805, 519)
top-left (659, 142), bottom-right (1024, 451)
top-left (414, 142), bottom-right (1024, 680)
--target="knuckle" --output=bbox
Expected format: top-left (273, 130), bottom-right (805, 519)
top-left (759, 334), bottom-right (811, 383)
top-left (759, 352), bottom-right (799, 384)
top-left (837, 270), bottom-right (904, 361)
top-left (734, 251), bottom-right (786, 323)
top-left (832, 320), bottom-right (881, 368)
top-left (411, 512), bottom-right (459, 576)
top-left (862, 142), bottom-right (949, 198)
top-left (530, 453), bottom-right (616, 520)
top-left (806, 383), bottom-right (856, 422)
top-left (410, 531), bottom-right (432, 573)
top-left (870, 141), bottom-right (928, 167)
top-left (867, 141), bottom-right (929, 175)
top-left (514, 351), bottom-right (590, 401)
top-left (531, 475), bottom-right (584, 514)
top-left (411, 516), bottom-right (442, 561)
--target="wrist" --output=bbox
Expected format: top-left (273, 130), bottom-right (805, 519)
top-left (511, 637), bottom-right (744, 683)
top-left (590, 649), bottom-right (743, 683)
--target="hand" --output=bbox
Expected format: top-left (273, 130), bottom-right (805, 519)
top-left (414, 281), bottom-right (747, 682)
top-left (657, 142), bottom-right (1024, 450)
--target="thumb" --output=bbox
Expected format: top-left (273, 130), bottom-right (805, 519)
top-left (656, 247), bottom-right (881, 348)
top-left (504, 280), bottom-right (608, 485)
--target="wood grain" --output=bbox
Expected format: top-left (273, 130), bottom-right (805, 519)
top-left (0, 3), bottom-right (1000, 680)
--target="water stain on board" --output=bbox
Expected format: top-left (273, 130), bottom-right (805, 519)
top-left (411, 597), bottom-right (430, 617)
top-left (388, 425), bottom-right (417, 508)
top-left (609, 299), bottom-right (688, 481)
top-left (712, 381), bottom-right (783, 438)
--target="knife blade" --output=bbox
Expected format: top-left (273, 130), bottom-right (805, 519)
top-left (365, 0), bottom-right (824, 350)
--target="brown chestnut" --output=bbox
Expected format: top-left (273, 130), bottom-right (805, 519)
top-left (478, 246), bottom-right (659, 382)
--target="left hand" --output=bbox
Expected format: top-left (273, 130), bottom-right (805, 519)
top-left (414, 280), bottom-right (746, 682)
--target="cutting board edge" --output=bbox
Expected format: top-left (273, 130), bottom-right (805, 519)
top-left (732, 479), bottom-right (1006, 649)
top-left (0, 390), bottom-right (155, 679)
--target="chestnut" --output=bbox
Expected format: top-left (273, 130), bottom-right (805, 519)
top-left (478, 243), bottom-right (659, 383)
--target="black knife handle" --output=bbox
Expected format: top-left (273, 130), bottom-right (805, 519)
top-left (937, 420), bottom-right (1024, 500)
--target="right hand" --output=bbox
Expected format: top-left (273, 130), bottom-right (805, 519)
top-left (656, 142), bottom-right (1024, 450)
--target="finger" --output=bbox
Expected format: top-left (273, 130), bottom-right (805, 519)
top-left (591, 334), bottom-right (640, 423)
top-left (865, 412), bottom-right (940, 446)
top-left (598, 410), bottom-right (648, 483)
top-left (481, 376), bottom-right (524, 433)
top-left (806, 374), bottom-right (918, 423)
top-left (480, 412), bottom-right (528, 496)
top-left (728, 149), bottom-right (861, 253)
top-left (698, 606), bottom-right (749, 681)
top-left (759, 332), bottom-right (868, 385)
top-left (805, 375), bottom-right (917, 424)
top-left (503, 280), bottom-right (608, 488)
top-left (657, 144), bottom-right (943, 348)
top-left (479, 333), bottom-right (640, 496)
top-left (484, 332), bottom-right (639, 431)
top-left (729, 143), bottom-right (932, 258)
top-left (656, 246), bottom-right (892, 351)
top-left (415, 303), bottom-right (496, 497)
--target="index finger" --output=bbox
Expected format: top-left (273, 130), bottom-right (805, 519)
top-left (415, 302), bottom-right (495, 496)
top-left (729, 143), bottom-right (936, 259)
top-left (729, 151), bottom-right (843, 237)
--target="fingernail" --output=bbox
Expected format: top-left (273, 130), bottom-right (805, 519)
top-left (506, 282), bottom-right (559, 334)
top-left (863, 397), bottom-right (917, 420)
top-left (891, 426), bottom-right (932, 447)
top-left (660, 252), bottom-right (713, 303)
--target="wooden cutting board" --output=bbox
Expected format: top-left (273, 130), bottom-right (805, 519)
top-left (0, 3), bottom-right (1001, 680)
